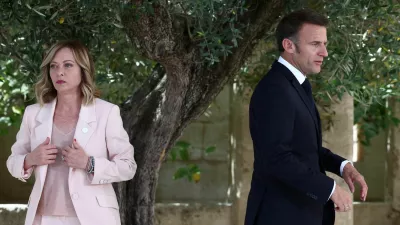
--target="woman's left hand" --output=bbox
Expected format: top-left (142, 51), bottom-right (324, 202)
top-left (62, 139), bottom-right (89, 170)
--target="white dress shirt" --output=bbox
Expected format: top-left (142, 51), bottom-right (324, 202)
top-left (277, 56), bottom-right (352, 200)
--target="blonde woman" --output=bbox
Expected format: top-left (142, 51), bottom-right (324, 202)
top-left (6, 40), bottom-right (137, 225)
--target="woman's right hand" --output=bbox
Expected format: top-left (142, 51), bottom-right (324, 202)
top-left (24, 137), bottom-right (58, 169)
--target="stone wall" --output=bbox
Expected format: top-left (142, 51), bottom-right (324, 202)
top-left (353, 202), bottom-right (392, 225)
top-left (0, 202), bottom-right (392, 225)
top-left (0, 85), bottom-right (394, 225)
top-left (321, 94), bottom-right (354, 225)
top-left (354, 131), bottom-right (388, 202)
top-left (156, 85), bottom-right (233, 203)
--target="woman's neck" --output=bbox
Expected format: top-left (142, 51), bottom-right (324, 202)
top-left (55, 92), bottom-right (82, 115)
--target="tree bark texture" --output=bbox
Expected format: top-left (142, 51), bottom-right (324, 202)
top-left (117, 1), bottom-right (286, 224)
top-left (388, 98), bottom-right (400, 225)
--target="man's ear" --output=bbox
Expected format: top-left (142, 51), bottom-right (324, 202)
top-left (282, 38), bottom-right (296, 54)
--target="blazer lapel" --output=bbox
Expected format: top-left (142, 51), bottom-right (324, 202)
top-left (73, 101), bottom-right (97, 151)
top-left (69, 102), bottom-right (96, 176)
top-left (33, 99), bottom-right (97, 185)
top-left (34, 98), bottom-right (57, 188)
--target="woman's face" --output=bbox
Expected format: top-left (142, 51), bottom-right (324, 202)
top-left (49, 47), bottom-right (82, 95)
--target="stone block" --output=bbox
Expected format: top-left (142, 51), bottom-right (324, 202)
top-left (203, 122), bottom-right (230, 161)
top-left (353, 130), bottom-right (387, 201)
top-left (197, 86), bottom-right (231, 123)
top-left (353, 202), bottom-right (391, 225)
top-left (155, 204), bottom-right (231, 225)
top-left (156, 161), bottom-right (230, 202)
top-left (176, 123), bottom-right (204, 161)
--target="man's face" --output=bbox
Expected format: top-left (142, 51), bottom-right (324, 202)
top-left (289, 23), bottom-right (328, 75)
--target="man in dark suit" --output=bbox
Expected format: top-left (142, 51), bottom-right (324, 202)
top-left (245, 9), bottom-right (369, 225)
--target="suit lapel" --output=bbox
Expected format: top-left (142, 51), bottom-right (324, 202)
top-left (315, 107), bottom-right (325, 171)
top-left (274, 61), bottom-right (320, 137)
top-left (290, 79), bottom-right (320, 134)
top-left (273, 61), bottom-right (325, 171)
top-left (34, 99), bottom-right (57, 188)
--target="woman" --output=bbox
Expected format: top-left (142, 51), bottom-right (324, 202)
top-left (6, 40), bottom-right (137, 225)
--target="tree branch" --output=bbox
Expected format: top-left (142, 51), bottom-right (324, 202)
top-left (164, 0), bottom-right (286, 151)
top-left (121, 0), bottom-right (286, 158)
top-left (122, 1), bottom-right (189, 62)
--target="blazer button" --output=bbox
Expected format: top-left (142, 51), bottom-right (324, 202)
top-left (71, 193), bottom-right (79, 200)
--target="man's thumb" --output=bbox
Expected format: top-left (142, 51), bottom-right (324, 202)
top-left (347, 179), bottom-right (355, 193)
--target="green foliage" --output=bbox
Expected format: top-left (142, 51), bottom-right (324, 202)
top-left (0, 0), bottom-right (154, 129)
top-left (355, 101), bottom-right (400, 146)
top-left (169, 141), bottom-right (216, 182)
top-left (168, 0), bottom-right (247, 66)
top-left (173, 164), bottom-right (200, 182)
top-left (321, 1), bottom-right (400, 144)
top-left (0, 60), bottom-right (32, 134)
top-left (205, 146), bottom-right (216, 153)
top-left (237, 0), bottom-right (400, 145)
top-left (2, 0), bottom-right (400, 184)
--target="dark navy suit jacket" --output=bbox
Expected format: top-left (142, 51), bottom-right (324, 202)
top-left (244, 61), bottom-right (346, 225)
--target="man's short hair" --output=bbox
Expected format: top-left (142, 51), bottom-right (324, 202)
top-left (275, 9), bottom-right (329, 52)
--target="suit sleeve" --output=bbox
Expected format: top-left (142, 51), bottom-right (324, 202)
top-left (6, 106), bottom-right (34, 182)
top-left (251, 84), bottom-right (334, 204)
top-left (90, 105), bottom-right (137, 184)
top-left (319, 147), bottom-right (346, 177)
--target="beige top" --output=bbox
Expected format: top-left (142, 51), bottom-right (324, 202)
top-left (37, 124), bottom-right (77, 217)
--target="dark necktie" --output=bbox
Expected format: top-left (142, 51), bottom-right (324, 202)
top-left (301, 78), bottom-right (315, 110)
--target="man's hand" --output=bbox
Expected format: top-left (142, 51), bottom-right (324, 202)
top-left (330, 185), bottom-right (352, 212)
top-left (342, 163), bottom-right (368, 201)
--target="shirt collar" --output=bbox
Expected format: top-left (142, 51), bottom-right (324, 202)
top-left (278, 56), bottom-right (306, 84)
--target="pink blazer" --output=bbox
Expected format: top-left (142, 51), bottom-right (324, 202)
top-left (6, 98), bottom-right (137, 225)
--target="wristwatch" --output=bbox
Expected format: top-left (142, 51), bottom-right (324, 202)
top-left (86, 156), bottom-right (95, 174)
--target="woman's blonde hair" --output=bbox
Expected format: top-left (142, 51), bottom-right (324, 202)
top-left (35, 40), bottom-right (100, 105)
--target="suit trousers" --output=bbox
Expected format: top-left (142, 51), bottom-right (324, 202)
top-left (32, 215), bottom-right (81, 225)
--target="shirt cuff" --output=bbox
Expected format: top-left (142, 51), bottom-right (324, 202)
top-left (340, 160), bottom-right (353, 176)
top-left (328, 181), bottom-right (336, 200)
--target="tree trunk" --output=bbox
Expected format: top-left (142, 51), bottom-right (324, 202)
top-left (117, 1), bottom-right (286, 224)
top-left (388, 98), bottom-right (400, 224)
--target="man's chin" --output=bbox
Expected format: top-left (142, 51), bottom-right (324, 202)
top-left (311, 67), bottom-right (322, 74)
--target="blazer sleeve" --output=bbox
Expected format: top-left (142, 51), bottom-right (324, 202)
top-left (90, 105), bottom-right (137, 184)
top-left (6, 106), bottom-right (34, 182)
top-left (251, 84), bottom-right (334, 204)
